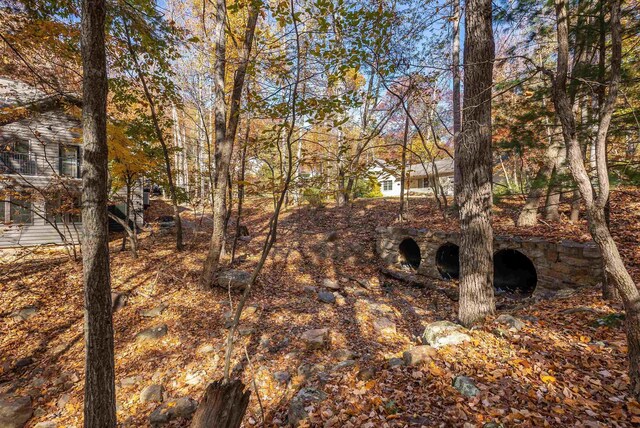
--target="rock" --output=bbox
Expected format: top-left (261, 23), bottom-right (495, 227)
top-left (121, 376), bottom-right (142, 387)
top-left (452, 376), bottom-right (480, 397)
top-left (185, 371), bottom-right (205, 386)
top-left (422, 321), bottom-right (471, 348)
top-left (273, 371), bottom-right (291, 384)
top-left (56, 394), bottom-right (70, 410)
top-left (373, 317), bottom-right (396, 336)
top-left (495, 314), bottom-right (525, 331)
top-left (224, 305), bottom-right (258, 328)
top-left (0, 394), bottom-right (32, 428)
top-left (403, 345), bottom-right (437, 366)
top-left (483, 423), bottom-right (504, 428)
top-left (388, 357), bottom-right (404, 368)
top-left (356, 368), bottom-right (376, 381)
top-left (111, 292), bottom-right (128, 312)
top-left (333, 360), bottom-right (356, 371)
top-left (321, 278), bottom-right (340, 290)
top-left (9, 306), bottom-right (37, 322)
top-left (303, 286), bottom-right (318, 294)
top-left (196, 344), bottom-right (217, 354)
top-left (325, 231), bottom-right (339, 242)
top-left (140, 384), bottom-right (164, 403)
top-left (34, 422), bottom-right (56, 428)
top-left (288, 388), bottom-right (327, 427)
top-left (492, 328), bottom-right (510, 339)
top-left (149, 397), bottom-right (197, 426)
top-left (238, 327), bottom-right (255, 336)
top-left (332, 349), bottom-right (356, 362)
top-left (135, 324), bottom-right (168, 342)
top-left (217, 270), bottom-right (252, 291)
top-left (140, 304), bottom-right (168, 318)
top-left (14, 358), bottom-right (33, 369)
top-left (300, 328), bottom-right (329, 350)
top-left (318, 291), bottom-right (336, 304)
top-left (334, 293), bottom-right (346, 306)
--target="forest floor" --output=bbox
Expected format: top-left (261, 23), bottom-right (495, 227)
top-left (2, 191), bottom-right (640, 427)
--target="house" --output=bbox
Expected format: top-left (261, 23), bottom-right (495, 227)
top-left (371, 158), bottom-right (455, 197)
top-left (0, 78), bottom-right (143, 248)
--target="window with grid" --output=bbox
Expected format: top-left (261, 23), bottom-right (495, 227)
top-left (59, 145), bottom-right (80, 178)
top-left (382, 180), bottom-right (393, 191)
top-left (10, 196), bottom-right (33, 224)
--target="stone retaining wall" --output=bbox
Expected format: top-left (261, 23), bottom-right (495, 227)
top-left (376, 226), bottom-right (603, 291)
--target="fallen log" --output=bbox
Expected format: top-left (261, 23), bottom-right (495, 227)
top-left (379, 267), bottom-right (459, 301)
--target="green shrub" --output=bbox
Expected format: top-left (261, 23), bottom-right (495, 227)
top-left (355, 177), bottom-right (383, 198)
top-left (303, 187), bottom-right (325, 207)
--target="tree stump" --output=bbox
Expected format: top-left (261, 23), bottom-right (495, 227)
top-left (190, 380), bottom-right (251, 428)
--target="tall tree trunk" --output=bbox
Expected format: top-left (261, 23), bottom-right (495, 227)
top-left (123, 20), bottom-right (183, 251)
top-left (452, 0), bottom-right (462, 199)
top-left (231, 127), bottom-right (249, 263)
top-left (457, 0), bottom-right (495, 326)
top-left (399, 113), bottom-right (409, 221)
top-left (80, 0), bottom-right (116, 424)
top-left (518, 86), bottom-right (559, 226)
top-left (201, 2), bottom-right (259, 288)
top-left (551, 0), bottom-right (640, 398)
top-left (544, 166), bottom-right (562, 221)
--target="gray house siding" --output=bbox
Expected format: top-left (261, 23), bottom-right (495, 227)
top-left (1, 106), bottom-right (143, 248)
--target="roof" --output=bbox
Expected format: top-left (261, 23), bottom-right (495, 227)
top-left (408, 158), bottom-right (454, 176)
top-left (0, 78), bottom-right (51, 108)
top-left (0, 78), bottom-right (81, 126)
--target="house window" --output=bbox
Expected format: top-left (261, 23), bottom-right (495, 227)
top-left (46, 194), bottom-right (82, 224)
top-left (382, 180), bottom-right (393, 191)
top-left (0, 199), bottom-right (5, 223)
top-left (10, 197), bottom-right (33, 224)
top-left (59, 145), bottom-right (80, 178)
top-left (0, 140), bottom-right (37, 175)
top-left (417, 178), bottom-right (429, 188)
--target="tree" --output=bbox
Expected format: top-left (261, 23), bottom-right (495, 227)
top-left (200, 0), bottom-right (260, 288)
top-left (456, 0), bottom-right (495, 326)
top-left (80, 0), bottom-right (116, 424)
top-left (118, 9), bottom-right (185, 251)
top-left (549, 0), bottom-right (640, 398)
top-left (452, 0), bottom-right (461, 199)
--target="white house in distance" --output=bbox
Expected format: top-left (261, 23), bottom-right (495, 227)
top-left (0, 78), bottom-right (143, 248)
top-left (370, 158), bottom-right (455, 197)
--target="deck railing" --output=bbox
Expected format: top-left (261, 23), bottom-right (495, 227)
top-left (0, 152), bottom-right (80, 178)
top-left (0, 152), bottom-right (38, 175)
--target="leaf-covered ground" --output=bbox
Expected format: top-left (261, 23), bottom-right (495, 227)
top-left (1, 192), bottom-right (639, 427)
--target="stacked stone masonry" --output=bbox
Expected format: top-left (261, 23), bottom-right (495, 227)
top-left (376, 226), bottom-right (604, 291)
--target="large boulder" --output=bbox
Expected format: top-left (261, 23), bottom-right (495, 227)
top-left (422, 321), bottom-right (470, 348)
top-left (300, 328), bottom-right (330, 350)
top-left (288, 388), bottom-right (327, 427)
top-left (217, 270), bottom-right (252, 291)
top-left (0, 394), bottom-right (32, 428)
top-left (149, 397), bottom-right (197, 426)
